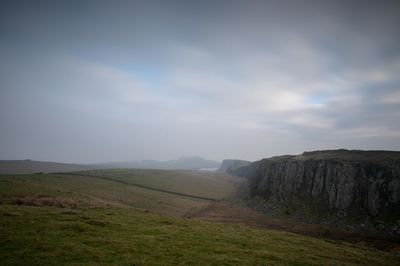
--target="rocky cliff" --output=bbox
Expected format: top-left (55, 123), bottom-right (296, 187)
top-left (233, 150), bottom-right (400, 232)
top-left (218, 159), bottom-right (251, 173)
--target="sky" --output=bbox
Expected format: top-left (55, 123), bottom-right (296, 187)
top-left (1, 0), bottom-right (400, 163)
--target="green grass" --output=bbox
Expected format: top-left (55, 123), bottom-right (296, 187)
top-left (1, 205), bottom-right (398, 265)
top-left (0, 171), bottom-right (234, 217)
top-left (72, 169), bottom-right (242, 199)
top-left (0, 171), bottom-right (399, 265)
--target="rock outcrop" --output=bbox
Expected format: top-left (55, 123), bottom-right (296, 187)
top-left (233, 150), bottom-right (400, 231)
top-left (218, 159), bottom-right (251, 173)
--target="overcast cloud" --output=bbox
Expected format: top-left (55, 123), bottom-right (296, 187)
top-left (1, 0), bottom-right (400, 163)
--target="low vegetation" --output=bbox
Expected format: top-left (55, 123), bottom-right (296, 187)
top-left (2, 205), bottom-right (400, 265)
top-left (0, 170), bottom-right (399, 265)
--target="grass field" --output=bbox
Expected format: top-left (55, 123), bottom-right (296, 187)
top-left (0, 170), bottom-right (242, 217)
top-left (71, 169), bottom-right (242, 200)
top-left (0, 170), bottom-right (399, 265)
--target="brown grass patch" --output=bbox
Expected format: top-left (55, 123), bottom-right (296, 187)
top-left (8, 196), bottom-right (110, 209)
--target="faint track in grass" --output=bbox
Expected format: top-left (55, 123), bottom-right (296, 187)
top-left (55, 173), bottom-right (216, 202)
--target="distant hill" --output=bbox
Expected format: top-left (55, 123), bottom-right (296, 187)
top-left (93, 156), bottom-right (220, 170)
top-left (0, 156), bottom-right (221, 174)
top-left (0, 160), bottom-right (92, 174)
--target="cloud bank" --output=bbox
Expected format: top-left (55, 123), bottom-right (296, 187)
top-left (1, 0), bottom-right (400, 163)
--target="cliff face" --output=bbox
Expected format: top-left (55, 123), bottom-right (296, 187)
top-left (234, 150), bottom-right (400, 222)
top-left (218, 159), bottom-right (251, 173)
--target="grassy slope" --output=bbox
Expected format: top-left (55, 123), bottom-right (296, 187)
top-left (0, 172), bottom-right (222, 217)
top-left (0, 171), bottom-right (399, 265)
top-left (1, 205), bottom-right (399, 265)
top-left (0, 169), bottom-right (243, 217)
top-left (72, 169), bottom-right (241, 199)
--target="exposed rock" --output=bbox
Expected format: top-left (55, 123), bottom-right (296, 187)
top-left (218, 159), bottom-right (251, 173)
top-left (233, 150), bottom-right (400, 233)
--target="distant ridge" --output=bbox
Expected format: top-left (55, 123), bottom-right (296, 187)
top-left (218, 159), bottom-right (251, 173)
top-left (93, 156), bottom-right (220, 170)
top-left (0, 160), bottom-right (92, 174)
top-left (0, 156), bottom-right (221, 174)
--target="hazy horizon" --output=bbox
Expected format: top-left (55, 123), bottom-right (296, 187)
top-left (1, 0), bottom-right (400, 164)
